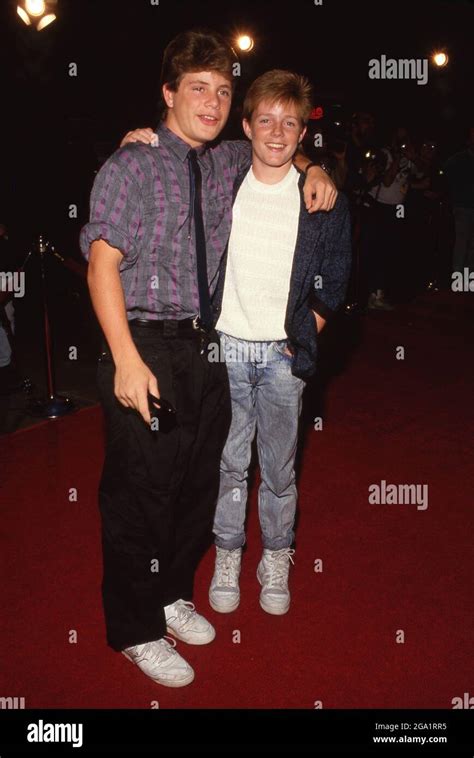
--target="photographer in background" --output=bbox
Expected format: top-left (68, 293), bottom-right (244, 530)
top-left (406, 140), bottom-right (446, 293)
top-left (361, 127), bottom-right (422, 309)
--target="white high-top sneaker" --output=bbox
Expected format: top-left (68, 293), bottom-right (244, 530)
top-left (208, 547), bottom-right (242, 613)
top-left (121, 637), bottom-right (194, 687)
top-left (257, 548), bottom-right (295, 615)
top-left (164, 600), bottom-right (215, 645)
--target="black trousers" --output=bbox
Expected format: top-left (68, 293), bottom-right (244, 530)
top-left (96, 324), bottom-right (231, 652)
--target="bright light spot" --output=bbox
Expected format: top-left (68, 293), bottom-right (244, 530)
top-left (25, 0), bottom-right (46, 16)
top-left (17, 5), bottom-right (31, 24)
top-left (37, 13), bottom-right (56, 30)
top-left (433, 52), bottom-right (448, 67)
top-left (237, 35), bottom-right (254, 52)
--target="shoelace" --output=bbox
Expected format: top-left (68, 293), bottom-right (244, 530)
top-left (216, 550), bottom-right (240, 587)
top-left (264, 549), bottom-right (295, 589)
top-left (173, 600), bottom-right (199, 629)
top-left (133, 636), bottom-right (177, 665)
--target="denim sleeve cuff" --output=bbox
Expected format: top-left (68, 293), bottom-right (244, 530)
top-left (79, 222), bottom-right (137, 265)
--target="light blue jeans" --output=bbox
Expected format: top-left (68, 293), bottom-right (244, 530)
top-left (213, 331), bottom-right (306, 551)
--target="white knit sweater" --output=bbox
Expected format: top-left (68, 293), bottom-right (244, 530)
top-left (216, 165), bottom-right (300, 340)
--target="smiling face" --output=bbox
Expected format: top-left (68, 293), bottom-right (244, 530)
top-left (243, 99), bottom-right (307, 180)
top-left (163, 70), bottom-right (233, 148)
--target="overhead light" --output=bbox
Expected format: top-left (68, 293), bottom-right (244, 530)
top-left (37, 13), bottom-right (56, 30)
top-left (17, 6), bottom-right (31, 24)
top-left (432, 51), bottom-right (449, 67)
top-left (237, 35), bottom-right (254, 52)
top-left (25, 0), bottom-right (46, 16)
top-left (17, 0), bottom-right (57, 30)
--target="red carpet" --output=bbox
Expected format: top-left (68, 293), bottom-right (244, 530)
top-left (1, 292), bottom-right (473, 709)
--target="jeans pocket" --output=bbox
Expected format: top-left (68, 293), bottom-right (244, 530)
top-left (273, 340), bottom-right (293, 361)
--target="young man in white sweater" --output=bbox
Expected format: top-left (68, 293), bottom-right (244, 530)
top-left (208, 70), bottom-right (350, 616)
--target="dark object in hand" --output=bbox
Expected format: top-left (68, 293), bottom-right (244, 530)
top-left (148, 392), bottom-right (177, 433)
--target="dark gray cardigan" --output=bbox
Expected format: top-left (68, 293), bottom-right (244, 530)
top-left (211, 165), bottom-right (352, 380)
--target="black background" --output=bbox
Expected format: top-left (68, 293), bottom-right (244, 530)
top-left (1, 0), bottom-right (473, 254)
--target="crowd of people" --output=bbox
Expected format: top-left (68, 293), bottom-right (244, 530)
top-left (306, 113), bottom-right (474, 309)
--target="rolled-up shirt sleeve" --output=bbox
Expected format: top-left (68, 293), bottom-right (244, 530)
top-left (79, 151), bottom-right (142, 268)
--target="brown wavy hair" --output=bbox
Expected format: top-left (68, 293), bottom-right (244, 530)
top-left (159, 28), bottom-right (238, 118)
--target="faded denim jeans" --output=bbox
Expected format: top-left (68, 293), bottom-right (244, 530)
top-left (213, 331), bottom-right (305, 551)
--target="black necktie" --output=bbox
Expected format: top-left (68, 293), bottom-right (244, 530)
top-left (188, 149), bottom-right (213, 331)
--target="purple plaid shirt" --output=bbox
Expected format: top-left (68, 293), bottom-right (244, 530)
top-left (79, 123), bottom-right (252, 320)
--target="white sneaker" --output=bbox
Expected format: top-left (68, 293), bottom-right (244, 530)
top-left (121, 637), bottom-right (194, 687)
top-left (164, 599), bottom-right (216, 645)
top-left (209, 547), bottom-right (242, 613)
top-left (257, 548), bottom-right (295, 615)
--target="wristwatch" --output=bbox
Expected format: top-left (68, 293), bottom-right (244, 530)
top-left (305, 161), bottom-right (330, 175)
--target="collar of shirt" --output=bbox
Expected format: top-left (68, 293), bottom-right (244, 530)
top-left (156, 122), bottom-right (208, 163)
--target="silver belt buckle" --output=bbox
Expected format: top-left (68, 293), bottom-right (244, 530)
top-left (192, 315), bottom-right (202, 331)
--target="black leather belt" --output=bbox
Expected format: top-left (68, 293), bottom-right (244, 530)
top-left (129, 316), bottom-right (212, 335)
